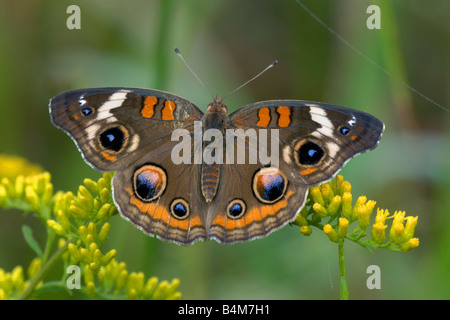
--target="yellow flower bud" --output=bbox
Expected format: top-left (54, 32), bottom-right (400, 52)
top-left (79, 225), bottom-right (88, 243)
top-left (93, 249), bottom-right (102, 266)
top-left (25, 185), bottom-right (41, 211)
top-left (42, 183), bottom-right (53, 207)
top-left (70, 204), bottom-right (88, 220)
top-left (97, 203), bottom-right (111, 220)
top-left (68, 243), bottom-right (81, 262)
top-left (56, 210), bottom-right (71, 232)
top-left (312, 203), bottom-right (327, 218)
top-left (375, 208), bottom-right (389, 225)
top-left (80, 248), bottom-right (90, 263)
top-left (86, 281), bottom-right (96, 297)
top-left (0, 288), bottom-right (6, 300)
top-left (84, 265), bottom-right (94, 285)
top-left (320, 183), bottom-right (334, 204)
top-left (83, 178), bottom-right (98, 194)
top-left (152, 280), bottom-right (169, 300)
top-left (127, 288), bottom-right (138, 300)
top-left (87, 222), bottom-right (97, 241)
top-left (99, 188), bottom-right (111, 203)
top-left (323, 224), bottom-right (339, 242)
top-left (404, 216), bottom-right (418, 241)
top-left (390, 222), bottom-right (405, 244)
top-left (167, 292), bottom-right (182, 300)
top-left (352, 196), bottom-right (367, 221)
top-left (78, 185), bottom-right (93, 203)
top-left (11, 266), bottom-right (24, 288)
top-left (100, 249), bottom-right (117, 266)
top-left (310, 186), bottom-right (325, 206)
top-left (143, 277), bottom-right (158, 299)
top-left (300, 225), bottom-right (312, 236)
top-left (27, 258), bottom-right (41, 279)
top-left (127, 272), bottom-right (145, 299)
top-left (47, 220), bottom-right (66, 236)
top-left (97, 178), bottom-right (107, 192)
top-left (0, 184), bottom-right (7, 207)
top-left (401, 238), bottom-right (419, 252)
top-left (165, 278), bottom-right (180, 299)
top-left (337, 218), bottom-right (349, 237)
top-left (392, 211), bottom-right (406, 226)
top-left (371, 222), bottom-right (387, 244)
top-left (294, 214), bottom-right (308, 227)
top-left (327, 195), bottom-right (341, 216)
top-left (89, 262), bottom-right (100, 274)
top-left (341, 192), bottom-right (352, 219)
top-left (97, 223), bottom-right (111, 244)
top-left (77, 196), bottom-right (93, 212)
top-left (357, 205), bottom-right (370, 229)
top-left (2, 177), bottom-right (14, 198)
top-left (340, 181), bottom-right (351, 194)
top-left (14, 175), bottom-right (25, 198)
top-left (115, 270), bottom-right (128, 292)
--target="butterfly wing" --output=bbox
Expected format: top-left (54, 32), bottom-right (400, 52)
top-left (50, 87), bottom-right (203, 171)
top-left (50, 87), bottom-right (208, 245)
top-left (205, 100), bottom-right (384, 243)
top-left (229, 100), bottom-right (384, 185)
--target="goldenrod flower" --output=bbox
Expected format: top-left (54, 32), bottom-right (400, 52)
top-left (0, 155), bottom-right (42, 180)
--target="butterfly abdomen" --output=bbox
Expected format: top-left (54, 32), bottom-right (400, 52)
top-left (201, 163), bottom-right (221, 202)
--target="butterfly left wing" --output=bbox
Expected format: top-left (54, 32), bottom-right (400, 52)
top-left (205, 100), bottom-right (384, 243)
top-left (49, 87), bottom-right (203, 171)
top-left (50, 87), bottom-right (209, 245)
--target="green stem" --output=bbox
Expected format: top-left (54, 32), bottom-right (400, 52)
top-left (338, 238), bottom-right (349, 300)
top-left (18, 243), bottom-right (68, 300)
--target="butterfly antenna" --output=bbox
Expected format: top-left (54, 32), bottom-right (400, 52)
top-left (222, 60), bottom-right (278, 100)
top-left (174, 48), bottom-right (215, 100)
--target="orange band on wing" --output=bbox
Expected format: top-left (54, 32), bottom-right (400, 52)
top-left (300, 167), bottom-right (318, 175)
top-left (127, 188), bottom-right (202, 231)
top-left (141, 96), bottom-right (157, 118)
top-left (101, 151), bottom-right (117, 162)
top-left (277, 106), bottom-right (291, 127)
top-left (257, 108), bottom-right (271, 127)
top-left (212, 191), bottom-right (294, 230)
top-left (162, 100), bottom-right (176, 120)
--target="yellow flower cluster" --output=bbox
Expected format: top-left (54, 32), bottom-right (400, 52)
top-left (82, 259), bottom-right (181, 299)
top-left (0, 155), bottom-right (42, 181)
top-left (0, 155), bottom-right (182, 300)
top-left (0, 259), bottom-right (41, 300)
top-left (294, 175), bottom-right (419, 252)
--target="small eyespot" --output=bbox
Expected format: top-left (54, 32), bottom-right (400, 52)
top-left (170, 198), bottom-right (190, 220)
top-left (133, 164), bottom-right (167, 202)
top-left (296, 140), bottom-right (324, 165)
top-left (339, 126), bottom-right (351, 135)
top-left (226, 199), bottom-right (246, 219)
top-left (99, 127), bottom-right (125, 152)
top-left (81, 107), bottom-right (93, 116)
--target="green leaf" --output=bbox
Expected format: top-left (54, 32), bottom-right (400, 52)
top-left (22, 225), bottom-right (43, 258)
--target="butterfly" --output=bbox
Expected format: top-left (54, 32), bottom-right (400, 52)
top-left (49, 86), bottom-right (384, 245)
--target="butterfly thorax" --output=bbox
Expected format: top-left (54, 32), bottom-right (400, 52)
top-left (200, 99), bottom-right (230, 203)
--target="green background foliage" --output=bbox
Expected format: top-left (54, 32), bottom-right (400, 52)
top-left (0, 0), bottom-right (448, 299)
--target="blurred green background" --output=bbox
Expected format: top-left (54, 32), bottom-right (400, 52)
top-left (0, 0), bottom-right (449, 299)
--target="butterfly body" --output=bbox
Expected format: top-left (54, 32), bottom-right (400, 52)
top-left (50, 87), bottom-right (384, 245)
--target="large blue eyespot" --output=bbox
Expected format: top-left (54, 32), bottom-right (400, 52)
top-left (252, 168), bottom-right (288, 204)
top-left (297, 141), bottom-right (324, 165)
top-left (99, 127), bottom-right (125, 152)
top-left (133, 165), bottom-right (167, 202)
